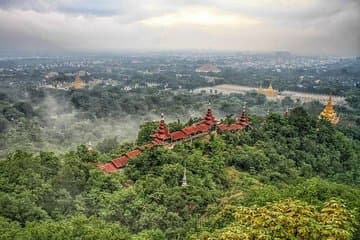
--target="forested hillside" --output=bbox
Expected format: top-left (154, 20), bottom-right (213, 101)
top-left (1, 4), bottom-right (359, 239)
top-left (0, 107), bottom-right (359, 239)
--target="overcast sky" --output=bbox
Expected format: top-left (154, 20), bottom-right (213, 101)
top-left (0, 0), bottom-right (359, 56)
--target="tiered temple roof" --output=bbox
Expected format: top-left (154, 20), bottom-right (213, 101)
top-left (237, 107), bottom-right (251, 127)
top-left (201, 108), bottom-right (218, 126)
top-left (150, 114), bottom-right (171, 144)
top-left (218, 106), bottom-right (251, 131)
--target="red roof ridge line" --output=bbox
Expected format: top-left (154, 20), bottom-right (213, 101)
top-left (98, 109), bottom-right (251, 173)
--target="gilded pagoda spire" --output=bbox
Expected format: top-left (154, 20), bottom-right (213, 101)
top-left (72, 74), bottom-right (86, 89)
top-left (257, 82), bottom-right (277, 97)
top-left (319, 96), bottom-right (339, 124)
top-left (268, 83), bottom-right (273, 90)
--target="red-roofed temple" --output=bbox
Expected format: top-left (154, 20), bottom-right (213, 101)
top-left (237, 107), bottom-right (251, 128)
top-left (150, 114), bottom-right (171, 144)
top-left (201, 108), bottom-right (218, 126)
top-left (218, 106), bottom-right (251, 132)
top-left (97, 106), bottom-right (251, 173)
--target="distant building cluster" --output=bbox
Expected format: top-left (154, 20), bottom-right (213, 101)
top-left (40, 72), bottom-right (87, 90)
top-left (195, 64), bottom-right (221, 73)
top-left (45, 71), bottom-right (59, 79)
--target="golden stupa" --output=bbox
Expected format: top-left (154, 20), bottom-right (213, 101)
top-left (258, 83), bottom-right (277, 97)
top-left (72, 74), bottom-right (86, 89)
top-left (319, 96), bottom-right (339, 124)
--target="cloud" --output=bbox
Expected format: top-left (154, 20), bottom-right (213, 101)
top-left (0, 0), bottom-right (359, 55)
top-left (141, 7), bottom-right (260, 27)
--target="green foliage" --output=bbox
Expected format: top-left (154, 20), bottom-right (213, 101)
top-left (0, 107), bottom-right (359, 239)
top-left (110, 142), bottom-right (137, 158)
top-left (96, 137), bottom-right (119, 153)
top-left (0, 116), bottom-right (9, 133)
top-left (134, 229), bottom-right (166, 240)
top-left (0, 217), bottom-right (20, 240)
top-left (13, 102), bottom-right (35, 118)
top-left (0, 215), bottom-right (131, 240)
top-left (222, 108), bottom-right (360, 185)
top-left (201, 199), bottom-right (356, 240)
top-left (168, 120), bottom-right (184, 132)
top-left (137, 121), bottom-right (158, 145)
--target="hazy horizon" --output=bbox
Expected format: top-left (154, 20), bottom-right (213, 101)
top-left (0, 0), bottom-right (359, 56)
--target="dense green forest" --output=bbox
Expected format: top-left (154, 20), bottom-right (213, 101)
top-left (0, 106), bottom-right (359, 239)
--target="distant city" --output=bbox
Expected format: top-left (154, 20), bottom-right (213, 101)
top-left (1, 52), bottom-right (358, 96)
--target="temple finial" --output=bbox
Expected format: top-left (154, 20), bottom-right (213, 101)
top-left (161, 113), bottom-right (164, 121)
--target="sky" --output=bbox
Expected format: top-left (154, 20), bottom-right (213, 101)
top-left (0, 0), bottom-right (359, 56)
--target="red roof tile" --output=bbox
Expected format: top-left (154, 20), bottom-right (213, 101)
top-left (218, 123), bottom-right (244, 132)
top-left (195, 124), bottom-right (209, 132)
top-left (111, 156), bottom-right (129, 168)
top-left (202, 119), bottom-right (217, 125)
top-left (171, 131), bottom-right (187, 141)
top-left (151, 118), bottom-right (171, 141)
top-left (201, 108), bottom-right (217, 125)
top-left (126, 149), bottom-right (141, 159)
top-left (237, 110), bottom-right (251, 127)
top-left (98, 163), bottom-right (117, 173)
top-left (151, 132), bottom-right (171, 141)
top-left (218, 124), bottom-right (228, 131)
top-left (228, 124), bottom-right (244, 131)
top-left (144, 143), bottom-right (154, 148)
top-left (182, 125), bottom-right (198, 135)
top-left (151, 139), bottom-right (165, 144)
top-left (138, 143), bottom-right (155, 150)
